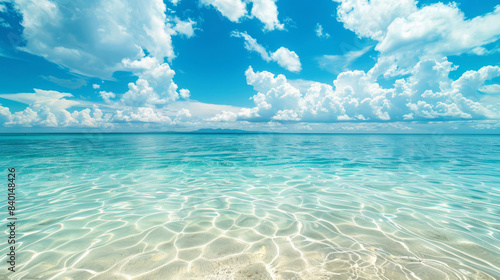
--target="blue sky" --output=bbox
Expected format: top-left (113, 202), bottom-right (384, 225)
top-left (0, 0), bottom-right (499, 133)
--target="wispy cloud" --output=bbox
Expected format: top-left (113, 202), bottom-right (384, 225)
top-left (231, 31), bottom-right (301, 72)
top-left (315, 23), bottom-right (330, 39)
top-left (42, 76), bottom-right (87, 89)
top-left (318, 46), bottom-right (372, 74)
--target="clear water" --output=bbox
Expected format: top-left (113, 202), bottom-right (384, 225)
top-left (1, 134), bottom-right (499, 279)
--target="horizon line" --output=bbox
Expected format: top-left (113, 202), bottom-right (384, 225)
top-left (1, 132), bottom-right (500, 136)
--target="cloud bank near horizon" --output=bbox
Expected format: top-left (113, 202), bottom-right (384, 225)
top-left (0, 0), bottom-right (499, 133)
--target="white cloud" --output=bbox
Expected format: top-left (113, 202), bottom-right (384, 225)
top-left (219, 63), bottom-right (500, 123)
top-left (176, 108), bottom-right (191, 119)
top-left (113, 107), bottom-right (172, 123)
top-left (207, 110), bottom-right (238, 122)
top-left (470, 120), bottom-right (500, 130)
top-left (0, 89), bottom-right (80, 112)
top-left (122, 79), bottom-right (162, 107)
top-left (248, 0), bottom-right (283, 31)
top-left (272, 109), bottom-right (300, 121)
top-left (315, 23), bottom-right (330, 38)
top-left (0, 54), bottom-right (196, 129)
top-left (451, 66), bottom-right (500, 100)
top-left (0, 89), bottom-right (249, 128)
top-left (3, 0), bottom-right (499, 132)
top-left (9, 108), bottom-right (40, 127)
top-left (0, 87), bottom-right (247, 129)
top-left (0, 89), bottom-right (111, 128)
top-left (172, 18), bottom-right (196, 37)
top-left (335, 0), bottom-right (417, 41)
top-left (231, 31), bottom-right (301, 72)
top-left (0, 105), bottom-right (12, 124)
top-left (121, 57), bottom-right (179, 106)
top-left (13, 0), bottom-right (195, 79)
top-left (201, 0), bottom-right (283, 30)
top-left (200, 0), bottom-right (247, 22)
top-left (171, 108), bottom-right (194, 125)
top-left (165, 101), bottom-right (242, 118)
top-left (319, 45), bottom-right (372, 74)
top-left (377, 3), bottom-right (500, 58)
top-left (334, 0), bottom-right (500, 77)
top-left (99, 91), bottom-right (116, 104)
top-left (479, 84), bottom-right (500, 94)
top-left (65, 105), bottom-right (111, 128)
top-left (287, 79), bottom-right (318, 94)
top-left (242, 66), bottom-right (301, 120)
top-left (231, 31), bottom-right (270, 61)
top-left (0, 2), bottom-right (7, 13)
top-left (179, 89), bottom-right (191, 99)
top-left (271, 47), bottom-right (301, 72)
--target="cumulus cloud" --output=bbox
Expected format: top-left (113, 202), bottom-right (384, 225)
top-left (0, 87), bottom-right (254, 129)
top-left (479, 84), bottom-right (500, 95)
top-left (451, 66), bottom-right (500, 99)
top-left (13, 0), bottom-right (195, 79)
top-left (166, 101), bottom-right (242, 118)
top-left (122, 80), bottom-right (159, 107)
top-left (271, 47), bottom-right (301, 72)
top-left (6, 0), bottom-right (202, 130)
top-left (179, 89), bottom-right (191, 99)
top-left (201, 0), bottom-right (283, 30)
top-left (200, 0), bottom-right (247, 22)
top-left (208, 111), bottom-right (238, 122)
top-left (0, 89), bottom-right (112, 128)
top-left (334, 0), bottom-right (500, 77)
top-left (84, 56), bottom-right (192, 125)
top-left (248, 0), bottom-right (283, 31)
top-left (0, 90), bottom-right (200, 129)
top-left (176, 108), bottom-right (191, 119)
top-left (231, 31), bottom-right (301, 72)
top-left (0, 89), bottom-right (80, 112)
top-left (121, 56), bottom-right (182, 107)
top-left (63, 105), bottom-right (111, 128)
top-left (113, 107), bottom-right (172, 123)
top-left (0, 60), bottom-right (193, 129)
top-left (3, 0), bottom-right (498, 132)
top-left (99, 91), bottom-right (116, 104)
top-left (335, 0), bottom-right (417, 41)
top-left (377, 3), bottom-right (500, 57)
top-left (0, 105), bottom-right (12, 124)
top-left (172, 18), bottom-right (196, 37)
top-left (208, 63), bottom-right (500, 123)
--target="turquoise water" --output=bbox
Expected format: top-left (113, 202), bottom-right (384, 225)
top-left (1, 134), bottom-right (500, 279)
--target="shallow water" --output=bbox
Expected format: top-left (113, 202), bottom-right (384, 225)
top-left (1, 134), bottom-right (499, 279)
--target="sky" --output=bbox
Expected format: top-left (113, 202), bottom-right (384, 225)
top-left (0, 0), bottom-right (499, 133)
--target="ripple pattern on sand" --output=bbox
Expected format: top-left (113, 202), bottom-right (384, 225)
top-left (1, 134), bottom-right (500, 279)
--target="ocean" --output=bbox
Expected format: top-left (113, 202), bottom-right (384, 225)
top-left (1, 134), bottom-right (499, 279)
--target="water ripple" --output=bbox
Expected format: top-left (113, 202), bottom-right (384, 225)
top-left (1, 134), bottom-right (499, 279)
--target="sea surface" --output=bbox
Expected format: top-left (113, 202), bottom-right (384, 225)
top-left (1, 134), bottom-right (499, 279)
